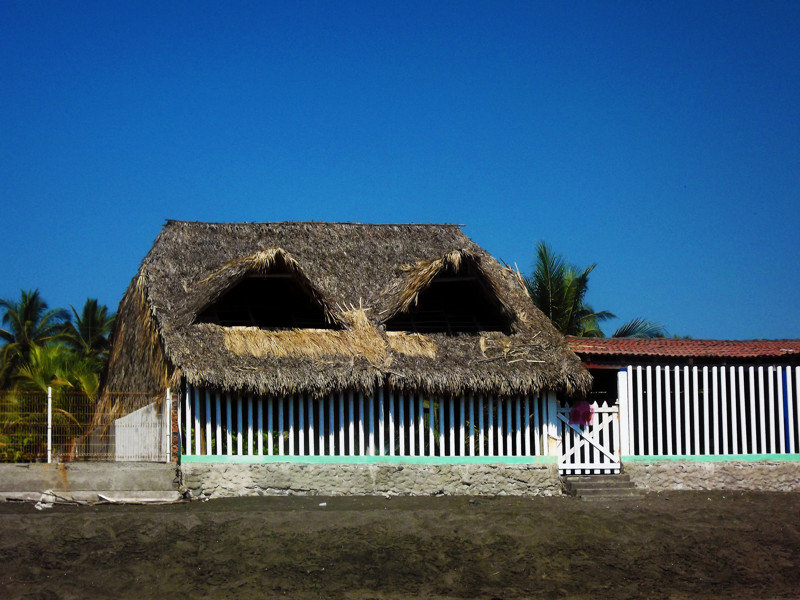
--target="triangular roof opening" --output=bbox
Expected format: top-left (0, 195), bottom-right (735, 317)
top-left (196, 251), bottom-right (338, 330)
top-left (384, 261), bottom-right (512, 335)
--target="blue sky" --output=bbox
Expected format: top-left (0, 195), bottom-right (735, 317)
top-left (2, 1), bottom-right (798, 339)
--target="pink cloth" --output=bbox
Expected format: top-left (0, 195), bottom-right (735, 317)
top-left (569, 401), bottom-right (594, 426)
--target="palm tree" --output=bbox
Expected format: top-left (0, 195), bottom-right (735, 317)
top-left (61, 298), bottom-right (115, 371)
top-left (0, 290), bottom-right (70, 385)
top-left (524, 242), bottom-right (615, 336)
top-left (524, 242), bottom-right (665, 338)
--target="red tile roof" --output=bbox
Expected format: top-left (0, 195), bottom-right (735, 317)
top-left (566, 337), bottom-right (800, 359)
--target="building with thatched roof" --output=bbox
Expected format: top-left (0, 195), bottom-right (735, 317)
top-left (100, 221), bottom-right (596, 495)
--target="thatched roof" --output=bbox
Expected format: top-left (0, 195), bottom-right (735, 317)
top-left (104, 221), bottom-right (590, 402)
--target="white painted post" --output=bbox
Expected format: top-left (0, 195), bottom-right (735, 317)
top-left (737, 366), bottom-right (747, 454)
top-left (338, 392), bottom-right (345, 456)
top-left (398, 392), bottom-right (405, 456)
top-left (748, 366), bottom-right (757, 454)
top-left (729, 367), bottom-right (738, 454)
top-left (378, 386), bottom-right (385, 456)
top-left (720, 368), bottom-right (728, 454)
top-left (359, 391), bottom-right (365, 456)
top-left (758, 366), bottom-right (767, 453)
top-left (204, 390), bottom-right (212, 457)
top-left (438, 396), bottom-right (444, 456)
top-left (627, 366), bottom-right (635, 453)
top-left (449, 396), bottom-right (456, 456)
top-left (177, 386), bottom-right (183, 456)
top-left (368, 390), bottom-right (375, 456)
top-left (165, 389), bottom-right (172, 462)
top-left (267, 396), bottom-right (274, 456)
top-left (515, 397), bottom-right (522, 456)
top-left (655, 366), bottom-right (663, 455)
top-left (328, 394), bottom-right (335, 456)
top-left (348, 391), bottom-right (355, 456)
top-left (683, 367), bottom-right (691, 454)
top-left (428, 397), bottom-right (435, 457)
top-left (478, 395), bottom-right (485, 456)
top-left (712, 367), bottom-right (719, 455)
top-left (409, 393), bottom-right (416, 456)
top-left (506, 398), bottom-right (513, 456)
top-left (702, 366), bottom-right (710, 455)
top-left (496, 398), bottom-right (504, 456)
top-left (236, 394), bottom-right (244, 456)
top-left (469, 394), bottom-right (476, 456)
top-left (308, 395), bottom-right (315, 456)
top-left (524, 395), bottom-right (531, 456)
top-left (248, 396), bottom-right (254, 456)
top-left (692, 366), bottom-right (700, 455)
top-left (215, 393), bottom-right (222, 456)
top-left (389, 390), bottom-right (396, 456)
top-left (777, 366), bottom-right (786, 454)
top-left (646, 366), bottom-right (654, 455)
top-left (418, 395), bottom-right (424, 456)
top-left (787, 368), bottom-right (796, 453)
top-left (278, 396), bottom-right (284, 456)
top-left (226, 393), bottom-right (233, 456)
top-left (664, 367), bottom-right (673, 455)
top-left (459, 395), bottom-right (466, 457)
top-left (487, 397), bottom-right (494, 456)
top-left (257, 398), bottom-right (264, 456)
top-left (546, 392), bottom-right (559, 457)
top-left (194, 387), bottom-right (202, 456)
top-left (46, 387), bottom-right (52, 464)
top-left (673, 367), bottom-right (682, 455)
top-left (298, 393), bottom-right (305, 456)
top-left (319, 397), bottom-right (325, 456)
top-left (617, 370), bottom-right (630, 456)
top-left (636, 366), bottom-right (644, 455)
top-left (532, 393), bottom-right (540, 455)
top-left (288, 395), bottom-right (294, 456)
top-left (768, 366), bottom-right (776, 453)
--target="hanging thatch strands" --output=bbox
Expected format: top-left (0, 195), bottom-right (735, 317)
top-left (100, 222), bottom-right (591, 420)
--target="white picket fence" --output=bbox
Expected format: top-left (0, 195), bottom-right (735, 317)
top-left (619, 365), bottom-right (800, 456)
top-left (180, 385), bottom-right (560, 458)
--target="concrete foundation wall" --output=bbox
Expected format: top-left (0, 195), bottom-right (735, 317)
top-left (625, 460), bottom-right (800, 492)
top-left (181, 462), bottom-right (561, 498)
top-left (0, 462), bottom-right (178, 494)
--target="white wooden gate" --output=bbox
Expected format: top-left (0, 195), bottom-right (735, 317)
top-left (557, 402), bottom-right (621, 474)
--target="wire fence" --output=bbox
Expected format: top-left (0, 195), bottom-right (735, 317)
top-left (0, 390), bottom-right (172, 463)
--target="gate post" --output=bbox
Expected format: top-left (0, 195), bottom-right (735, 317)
top-left (617, 369), bottom-right (631, 456)
top-left (545, 391), bottom-right (560, 456)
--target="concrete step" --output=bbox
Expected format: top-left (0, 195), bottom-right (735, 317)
top-left (581, 492), bottom-right (644, 502)
top-left (576, 487), bottom-right (641, 497)
top-left (566, 479), bottom-right (634, 490)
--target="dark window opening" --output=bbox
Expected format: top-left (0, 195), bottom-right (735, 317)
top-left (197, 276), bottom-right (336, 329)
top-left (385, 274), bottom-right (511, 335)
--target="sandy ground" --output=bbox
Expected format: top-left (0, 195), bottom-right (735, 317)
top-left (1, 492), bottom-right (799, 599)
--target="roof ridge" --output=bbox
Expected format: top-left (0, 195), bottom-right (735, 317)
top-left (163, 220), bottom-right (465, 227)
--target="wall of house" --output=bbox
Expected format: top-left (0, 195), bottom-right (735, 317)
top-left (624, 459), bottom-right (800, 492)
top-left (180, 462), bottom-right (561, 498)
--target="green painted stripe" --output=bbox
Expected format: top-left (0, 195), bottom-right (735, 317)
top-left (181, 454), bottom-right (557, 465)
top-left (622, 454), bottom-right (800, 463)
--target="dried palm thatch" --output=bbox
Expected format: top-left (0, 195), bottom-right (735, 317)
top-left (102, 221), bottom-right (591, 412)
top-left (196, 248), bottom-right (341, 325)
top-left (379, 249), bottom-right (515, 326)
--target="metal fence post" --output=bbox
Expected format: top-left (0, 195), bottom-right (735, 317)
top-left (46, 387), bottom-right (52, 463)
